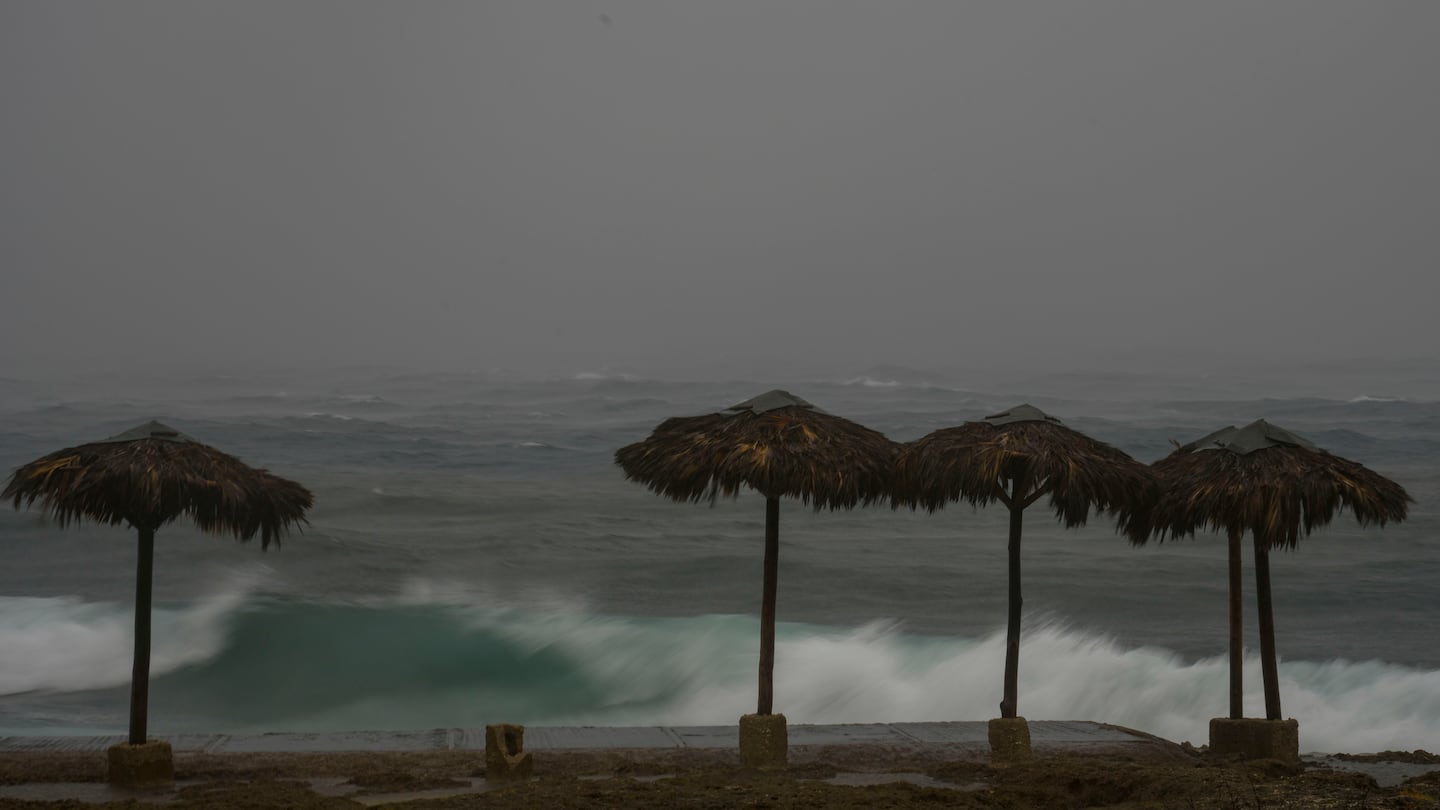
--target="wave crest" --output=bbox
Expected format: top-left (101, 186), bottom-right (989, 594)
top-left (2, 596), bottom-right (1437, 753)
top-left (0, 586), bottom-right (253, 695)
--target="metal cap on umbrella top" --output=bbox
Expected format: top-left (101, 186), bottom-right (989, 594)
top-left (723, 389), bottom-right (826, 416)
top-left (1184, 420), bottom-right (1316, 456)
top-left (1136, 418), bottom-right (1411, 721)
top-left (616, 390), bottom-right (898, 717)
top-left (97, 420), bottom-right (194, 444)
top-left (892, 404), bottom-right (1156, 719)
top-left (981, 404), bottom-right (1063, 427)
top-left (3, 420), bottom-right (313, 746)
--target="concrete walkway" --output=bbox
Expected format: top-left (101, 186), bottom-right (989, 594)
top-left (0, 720), bottom-right (1146, 754)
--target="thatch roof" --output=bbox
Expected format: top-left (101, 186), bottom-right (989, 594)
top-left (1136, 419), bottom-right (1410, 549)
top-left (2, 420), bottom-right (313, 547)
top-left (614, 390), bottom-right (898, 508)
top-left (891, 404), bottom-right (1156, 527)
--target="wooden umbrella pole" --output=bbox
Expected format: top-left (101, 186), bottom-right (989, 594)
top-left (1254, 535), bottom-right (1283, 720)
top-left (1000, 483), bottom-right (1024, 719)
top-left (128, 526), bottom-right (156, 745)
top-left (1228, 527), bottom-right (1243, 719)
top-left (757, 496), bottom-right (780, 716)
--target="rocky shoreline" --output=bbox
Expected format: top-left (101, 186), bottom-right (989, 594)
top-left (2, 742), bottom-right (1438, 808)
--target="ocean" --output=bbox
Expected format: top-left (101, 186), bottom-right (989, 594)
top-left (1, 368), bottom-right (1437, 753)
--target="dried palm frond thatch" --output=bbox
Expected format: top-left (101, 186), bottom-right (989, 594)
top-left (615, 392), bottom-right (896, 509)
top-left (891, 404), bottom-right (1156, 719)
top-left (3, 420), bottom-right (313, 747)
top-left (616, 391), bottom-right (898, 722)
top-left (891, 405), bottom-right (1155, 527)
top-left (1134, 419), bottom-right (1410, 722)
top-left (1137, 422), bottom-right (1409, 549)
top-left (4, 421), bottom-right (312, 546)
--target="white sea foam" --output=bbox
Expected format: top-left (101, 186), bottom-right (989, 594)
top-left (4, 593), bottom-right (1437, 753)
top-left (0, 586), bottom-right (252, 695)
top-left (390, 576), bottom-right (592, 615)
top-left (476, 613), bottom-right (1440, 753)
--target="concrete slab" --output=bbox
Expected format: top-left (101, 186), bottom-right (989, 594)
top-left (523, 726), bottom-right (682, 750)
top-left (890, 722), bottom-right (991, 744)
top-left (0, 735), bottom-right (131, 752)
top-left (670, 725), bottom-right (739, 749)
top-left (0, 733), bottom-right (229, 753)
top-left (1031, 721), bottom-right (1146, 744)
top-left (451, 727), bottom-right (488, 750)
top-left (788, 723), bottom-right (915, 747)
top-left (0, 721), bottom-right (1154, 755)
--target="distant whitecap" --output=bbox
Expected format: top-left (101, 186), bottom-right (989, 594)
top-left (842, 376), bottom-right (902, 388)
top-left (573, 371), bottom-right (638, 381)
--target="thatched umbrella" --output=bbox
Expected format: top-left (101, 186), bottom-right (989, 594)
top-left (2, 420), bottom-right (312, 745)
top-left (614, 390), bottom-right (896, 716)
top-left (1133, 419), bottom-right (1409, 720)
top-left (891, 404), bottom-right (1155, 719)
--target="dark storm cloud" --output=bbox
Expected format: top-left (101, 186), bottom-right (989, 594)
top-left (2, 1), bottom-right (1436, 379)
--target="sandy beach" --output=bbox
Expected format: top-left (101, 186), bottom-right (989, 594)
top-left (2, 725), bottom-right (1438, 808)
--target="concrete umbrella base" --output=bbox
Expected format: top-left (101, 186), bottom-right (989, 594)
top-left (739, 713), bottom-right (788, 770)
top-left (988, 717), bottom-right (1033, 765)
top-left (1209, 718), bottom-right (1300, 764)
top-left (107, 740), bottom-right (174, 787)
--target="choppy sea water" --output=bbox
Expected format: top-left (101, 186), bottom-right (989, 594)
top-left (1, 369), bottom-right (1436, 753)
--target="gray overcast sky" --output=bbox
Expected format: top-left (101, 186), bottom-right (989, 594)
top-left (3, 2), bottom-right (1437, 380)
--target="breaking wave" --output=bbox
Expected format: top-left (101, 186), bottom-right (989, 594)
top-left (2, 592), bottom-right (1437, 752)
